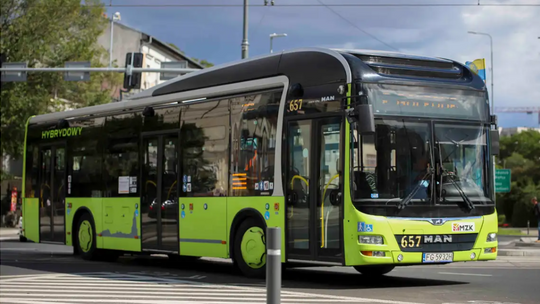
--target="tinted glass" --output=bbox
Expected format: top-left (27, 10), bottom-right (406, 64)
top-left (230, 90), bottom-right (281, 196)
top-left (181, 100), bottom-right (229, 197)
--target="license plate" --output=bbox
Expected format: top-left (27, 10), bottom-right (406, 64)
top-left (422, 252), bottom-right (453, 263)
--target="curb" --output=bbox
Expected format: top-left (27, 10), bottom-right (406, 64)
top-left (498, 249), bottom-right (540, 257)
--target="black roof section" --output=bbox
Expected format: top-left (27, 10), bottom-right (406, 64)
top-left (129, 47), bottom-right (486, 100)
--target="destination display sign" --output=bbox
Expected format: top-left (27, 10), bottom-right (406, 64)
top-left (364, 83), bottom-right (488, 121)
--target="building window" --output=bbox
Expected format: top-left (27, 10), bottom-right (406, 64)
top-left (230, 90), bottom-right (281, 196)
top-left (181, 100), bottom-right (229, 197)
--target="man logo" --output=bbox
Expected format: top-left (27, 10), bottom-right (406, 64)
top-left (431, 219), bottom-right (444, 225)
top-left (424, 235), bottom-right (452, 243)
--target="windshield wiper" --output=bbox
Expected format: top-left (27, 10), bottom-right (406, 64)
top-left (436, 142), bottom-right (475, 211)
top-left (439, 167), bottom-right (475, 211)
top-left (397, 167), bottom-right (434, 210)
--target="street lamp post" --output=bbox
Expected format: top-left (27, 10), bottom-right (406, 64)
top-left (109, 12), bottom-right (121, 67)
top-left (242, 0), bottom-right (275, 59)
top-left (468, 31), bottom-right (494, 113)
top-left (270, 33), bottom-right (287, 53)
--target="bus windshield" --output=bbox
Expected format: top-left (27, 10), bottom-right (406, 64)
top-left (351, 118), bottom-right (492, 207)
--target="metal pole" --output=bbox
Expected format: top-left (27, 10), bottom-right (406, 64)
top-left (270, 36), bottom-right (273, 53)
top-left (489, 33), bottom-right (494, 113)
top-left (241, 0), bottom-right (249, 59)
top-left (266, 227), bottom-right (281, 304)
top-left (109, 18), bottom-right (114, 67)
top-left (0, 67), bottom-right (200, 73)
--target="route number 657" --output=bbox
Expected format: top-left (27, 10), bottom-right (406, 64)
top-left (289, 99), bottom-right (303, 112)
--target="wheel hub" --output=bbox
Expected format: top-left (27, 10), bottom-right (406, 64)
top-left (240, 227), bottom-right (266, 268)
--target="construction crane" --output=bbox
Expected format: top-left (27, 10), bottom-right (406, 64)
top-left (494, 107), bottom-right (540, 126)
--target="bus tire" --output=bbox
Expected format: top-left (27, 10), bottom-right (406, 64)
top-left (76, 212), bottom-right (99, 261)
top-left (353, 265), bottom-right (395, 276)
top-left (233, 217), bottom-right (267, 278)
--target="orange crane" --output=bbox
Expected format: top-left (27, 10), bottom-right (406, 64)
top-left (494, 107), bottom-right (540, 126)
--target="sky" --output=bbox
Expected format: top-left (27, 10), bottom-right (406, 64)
top-left (104, 0), bottom-right (540, 128)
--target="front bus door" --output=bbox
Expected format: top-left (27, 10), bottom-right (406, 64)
top-left (38, 144), bottom-right (66, 243)
top-left (141, 133), bottom-right (180, 252)
top-left (285, 116), bottom-right (343, 263)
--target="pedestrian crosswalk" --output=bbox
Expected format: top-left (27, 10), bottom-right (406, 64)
top-left (0, 272), bottom-right (418, 304)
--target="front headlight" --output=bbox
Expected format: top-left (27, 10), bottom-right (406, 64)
top-left (486, 233), bottom-right (497, 242)
top-left (359, 235), bottom-right (384, 244)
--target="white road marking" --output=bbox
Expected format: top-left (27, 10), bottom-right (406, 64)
top-left (0, 272), bottom-right (425, 304)
top-left (438, 272), bottom-right (493, 277)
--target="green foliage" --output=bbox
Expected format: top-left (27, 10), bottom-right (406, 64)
top-left (165, 42), bottom-right (214, 68)
top-left (496, 130), bottom-right (540, 226)
top-left (191, 58), bottom-right (214, 68)
top-left (1, 0), bottom-right (122, 159)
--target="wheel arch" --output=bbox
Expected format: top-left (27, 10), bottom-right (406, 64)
top-left (229, 208), bottom-right (267, 258)
top-left (71, 207), bottom-right (94, 253)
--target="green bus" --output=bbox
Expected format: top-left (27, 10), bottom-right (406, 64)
top-left (20, 47), bottom-right (500, 277)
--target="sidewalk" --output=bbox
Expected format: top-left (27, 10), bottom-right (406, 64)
top-left (0, 227), bottom-right (19, 241)
top-left (498, 236), bottom-right (540, 257)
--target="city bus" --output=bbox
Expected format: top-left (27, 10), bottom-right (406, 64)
top-left (20, 47), bottom-right (500, 277)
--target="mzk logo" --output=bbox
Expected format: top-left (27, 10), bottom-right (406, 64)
top-left (452, 222), bottom-right (475, 232)
top-left (42, 127), bottom-right (83, 139)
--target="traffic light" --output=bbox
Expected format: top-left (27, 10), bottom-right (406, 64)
top-left (123, 52), bottom-right (143, 89)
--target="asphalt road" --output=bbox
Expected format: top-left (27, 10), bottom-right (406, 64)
top-left (1, 239), bottom-right (539, 304)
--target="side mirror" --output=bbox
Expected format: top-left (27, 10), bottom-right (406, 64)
top-left (288, 83), bottom-right (304, 99)
top-left (490, 129), bottom-right (499, 156)
top-left (357, 104), bottom-right (375, 134)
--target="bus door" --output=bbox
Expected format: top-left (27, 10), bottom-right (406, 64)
top-left (285, 116), bottom-right (343, 262)
top-left (141, 132), bottom-right (180, 252)
top-left (38, 143), bottom-right (66, 243)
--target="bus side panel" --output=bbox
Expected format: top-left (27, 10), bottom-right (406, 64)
top-left (23, 198), bottom-right (40, 242)
top-left (179, 197), bottom-right (227, 258)
top-left (100, 197), bottom-right (141, 252)
top-left (227, 196), bottom-right (286, 263)
top-left (66, 198), bottom-right (103, 249)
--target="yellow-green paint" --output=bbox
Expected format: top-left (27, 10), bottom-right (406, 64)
top-left (65, 198), bottom-right (103, 248)
top-left (65, 198), bottom-right (141, 252)
top-left (227, 196), bottom-right (286, 263)
top-left (241, 226), bottom-right (266, 269)
top-left (21, 115), bottom-right (35, 240)
top-left (79, 220), bottom-right (93, 252)
top-left (22, 198), bottom-right (39, 242)
top-left (101, 198), bottom-right (141, 252)
top-left (179, 197), bottom-right (228, 258)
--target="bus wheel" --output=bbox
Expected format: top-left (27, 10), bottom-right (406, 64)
top-left (353, 265), bottom-right (395, 276)
top-left (76, 213), bottom-right (98, 260)
top-left (233, 217), bottom-right (266, 278)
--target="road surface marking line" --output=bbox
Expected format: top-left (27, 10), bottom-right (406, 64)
top-left (1, 273), bottom-right (425, 304)
top-left (0, 294), bottom-right (358, 302)
top-left (438, 272), bottom-right (493, 277)
top-left (0, 300), bottom-right (303, 304)
top-left (0, 289), bottom-right (298, 296)
top-left (0, 287), bottom-right (268, 292)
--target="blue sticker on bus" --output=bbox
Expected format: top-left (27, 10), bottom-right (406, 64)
top-left (181, 211), bottom-right (185, 219)
top-left (370, 193), bottom-right (379, 199)
top-left (264, 211), bottom-right (270, 220)
top-left (358, 222), bottom-right (373, 232)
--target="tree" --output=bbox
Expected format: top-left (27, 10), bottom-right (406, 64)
top-left (191, 58), bottom-right (214, 68)
top-left (496, 130), bottom-right (540, 226)
top-left (166, 42), bottom-right (214, 68)
top-left (0, 0), bottom-right (122, 161)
